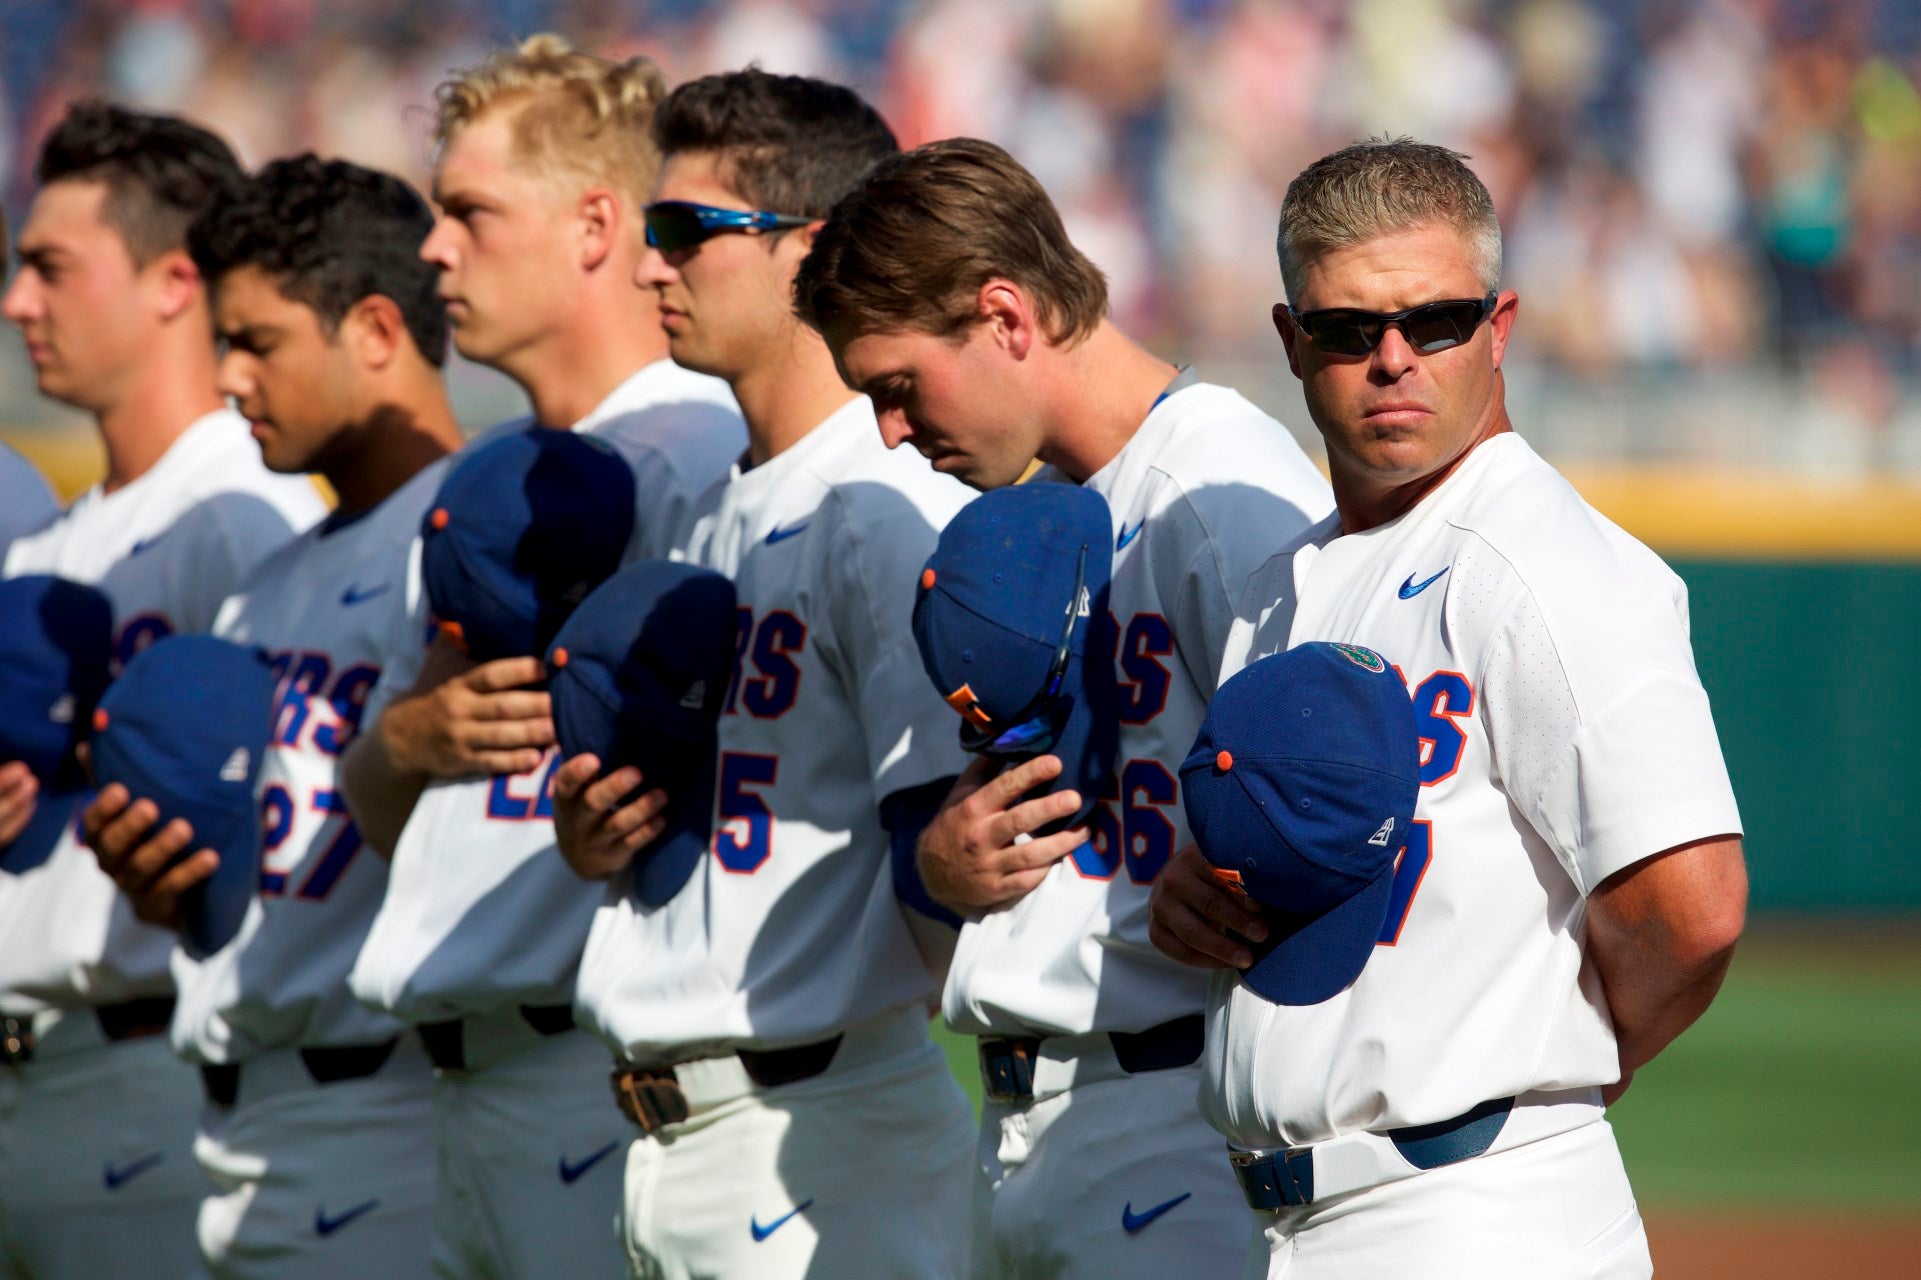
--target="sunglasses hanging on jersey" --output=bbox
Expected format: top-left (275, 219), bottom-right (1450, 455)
top-left (961, 544), bottom-right (1089, 759)
top-left (643, 200), bottom-right (816, 254)
top-left (1287, 292), bottom-right (1498, 357)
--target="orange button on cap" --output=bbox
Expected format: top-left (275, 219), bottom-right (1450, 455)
top-left (551, 647), bottom-right (569, 669)
top-left (430, 508), bottom-right (449, 530)
top-left (920, 568), bottom-right (936, 589)
top-left (93, 708), bottom-right (109, 731)
top-left (1215, 749), bottom-right (1233, 771)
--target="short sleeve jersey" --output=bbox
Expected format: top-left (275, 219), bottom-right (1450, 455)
top-left (575, 396), bottom-right (974, 1060)
top-left (0, 409), bottom-right (325, 1010)
top-left (1200, 433), bottom-right (1742, 1150)
top-left (169, 460), bottom-right (446, 1063)
top-left (348, 360), bottom-right (742, 1021)
top-left (943, 380), bottom-right (1332, 1037)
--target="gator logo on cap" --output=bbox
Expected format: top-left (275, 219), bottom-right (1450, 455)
top-left (1332, 643), bottom-right (1386, 673)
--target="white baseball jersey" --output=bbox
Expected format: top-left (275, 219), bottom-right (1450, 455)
top-left (168, 459), bottom-right (447, 1064)
top-left (943, 380), bottom-right (1331, 1038)
top-left (0, 409), bottom-right (325, 1011)
top-left (1202, 432), bottom-right (1742, 1150)
top-left (349, 359), bottom-right (742, 1021)
top-left (576, 395), bottom-right (975, 1059)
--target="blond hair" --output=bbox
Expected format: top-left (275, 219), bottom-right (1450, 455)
top-left (1278, 138), bottom-right (1501, 302)
top-left (433, 33), bottom-right (667, 209)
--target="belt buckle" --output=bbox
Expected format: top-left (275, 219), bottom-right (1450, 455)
top-left (611, 1067), bottom-right (690, 1135)
top-left (978, 1036), bottom-right (1038, 1104)
top-left (1228, 1144), bottom-right (1314, 1211)
top-left (1, 1017), bottom-right (34, 1065)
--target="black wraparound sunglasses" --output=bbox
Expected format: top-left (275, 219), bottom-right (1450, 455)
top-left (1287, 292), bottom-right (1498, 357)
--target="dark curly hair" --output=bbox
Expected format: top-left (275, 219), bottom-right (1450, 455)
top-left (188, 154), bottom-right (448, 366)
top-left (653, 68), bottom-right (897, 217)
top-left (37, 98), bottom-right (242, 266)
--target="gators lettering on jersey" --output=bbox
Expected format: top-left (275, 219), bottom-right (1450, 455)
top-left (1202, 434), bottom-right (1741, 1150)
top-left (575, 396), bottom-right (973, 1060)
top-left (0, 409), bottom-right (325, 1011)
top-left (942, 381), bottom-right (1331, 1039)
top-left (349, 360), bottom-right (743, 1022)
top-left (169, 460), bottom-right (444, 1064)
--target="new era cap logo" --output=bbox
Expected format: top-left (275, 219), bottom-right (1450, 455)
top-left (1368, 817), bottom-right (1395, 847)
top-left (219, 748), bottom-right (250, 783)
top-left (680, 679), bottom-right (707, 710)
top-left (48, 693), bottom-right (74, 725)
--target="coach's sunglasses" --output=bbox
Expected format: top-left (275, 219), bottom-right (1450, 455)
top-left (1287, 292), bottom-right (1498, 357)
top-left (960, 545), bottom-right (1088, 759)
top-left (643, 200), bottom-right (815, 254)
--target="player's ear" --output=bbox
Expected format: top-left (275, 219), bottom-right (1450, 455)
top-left (343, 294), bottom-right (406, 370)
top-left (149, 249), bottom-right (205, 324)
top-left (1273, 303), bottom-right (1304, 380)
top-left (978, 280), bottom-right (1033, 360)
top-left (578, 188), bottom-right (620, 272)
top-left (1486, 288), bottom-right (1518, 370)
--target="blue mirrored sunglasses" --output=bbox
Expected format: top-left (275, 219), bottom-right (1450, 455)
top-left (643, 200), bottom-right (815, 253)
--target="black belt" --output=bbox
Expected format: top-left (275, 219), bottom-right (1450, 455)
top-left (1229, 1097), bottom-right (1516, 1210)
top-left (610, 1033), bottom-right (845, 1134)
top-left (0, 996), bottom-right (177, 1067)
top-left (418, 1003), bottom-right (577, 1071)
top-left (978, 1013), bottom-right (1204, 1104)
top-left (200, 1039), bottom-right (400, 1108)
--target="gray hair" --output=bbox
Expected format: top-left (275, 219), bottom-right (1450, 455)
top-left (1276, 137), bottom-right (1502, 302)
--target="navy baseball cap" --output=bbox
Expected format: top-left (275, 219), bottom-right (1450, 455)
top-left (548, 560), bottom-right (736, 907)
top-left (1180, 642), bottom-right (1422, 1006)
top-left (422, 427), bottom-right (638, 663)
top-left (89, 634), bottom-right (278, 955)
top-left (0, 576), bottom-right (114, 873)
top-left (913, 483), bottom-right (1118, 827)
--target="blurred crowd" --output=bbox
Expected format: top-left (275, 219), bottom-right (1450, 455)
top-left (3, 0), bottom-right (1920, 385)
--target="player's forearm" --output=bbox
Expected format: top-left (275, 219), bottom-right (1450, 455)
top-left (1586, 836), bottom-right (1747, 1079)
top-left (339, 725), bottom-right (427, 859)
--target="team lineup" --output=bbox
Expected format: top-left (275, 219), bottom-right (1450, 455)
top-left (0, 32), bottom-right (1748, 1280)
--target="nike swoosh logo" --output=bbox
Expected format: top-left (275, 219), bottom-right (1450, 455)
top-left (1116, 521), bottom-right (1143, 550)
top-left (339, 582), bottom-right (391, 606)
top-left (314, 1199), bottom-right (380, 1236)
top-left (1398, 567), bottom-right (1449, 599)
top-left (1121, 1191), bottom-right (1191, 1234)
top-left (103, 1152), bottom-right (165, 1189)
top-left (765, 523), bottom-right (809, 545)
top-left (750, 1198), bottom-right (814, 1242)
top-left (558, 1140), bottom-right (621, 1185)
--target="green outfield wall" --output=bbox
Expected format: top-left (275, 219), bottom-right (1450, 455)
top-left (1675, 561), bottom-right (1920, 910)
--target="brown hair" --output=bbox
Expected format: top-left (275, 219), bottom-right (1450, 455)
top-left (1278, 137), bottom-right (1501, 302)
top-left (793, 137), bottom-right (1108, 344)
top-left (37, 99), bottom-right (242, 267)
top-left (433, 33), bottom-right (666, 209)
top-left (651, 67), bottom-right (897, 217)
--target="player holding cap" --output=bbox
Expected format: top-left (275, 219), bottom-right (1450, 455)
top-left (0, 101), bottom-right (323, 1279)
top-left (80, 154), bottom-right (463, 1279)
top-left (337, 37), bottom-right (742, 1279)
top-left (554, 70), bottom-right (978, 1279)
top-left (794, 136), bottom-right (1331, 1275)
top-left (1150, 139), bottom-right (1747, 1276)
